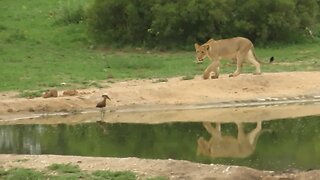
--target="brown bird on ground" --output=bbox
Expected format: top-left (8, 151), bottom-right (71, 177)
top-left (96, 94), bottom-right (111, 120)
top-left (96, 94), bottom-right (111, 108)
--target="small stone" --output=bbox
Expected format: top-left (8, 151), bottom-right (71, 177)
top-left (42, 89), bottom-right (58, 98)
top-left (63, 90), bottom-right (78, 96)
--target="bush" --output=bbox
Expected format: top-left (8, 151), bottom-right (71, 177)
top-left (87, 0), bottom-right (320, 49)
top-left (87, 0), bottom-right (154, 46)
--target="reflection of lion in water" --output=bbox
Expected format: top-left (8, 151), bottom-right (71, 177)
top-left (194, 37), bottom-right (273, 79)
top-left (197, 121), bottom-right (269, 158)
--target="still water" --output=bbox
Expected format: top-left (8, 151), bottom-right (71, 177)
top-left (0, 104), bottom-right (320, 171)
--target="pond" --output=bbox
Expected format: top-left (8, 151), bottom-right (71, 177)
top-left (0, 103), bottom-right (320, 171)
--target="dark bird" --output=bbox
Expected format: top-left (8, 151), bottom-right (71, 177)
top-left (270, 56), bottom-right (274, 63)
top-left (96, 94), bottom-right (111, 120)
top-left (96, 94), bottom-right (111, 108)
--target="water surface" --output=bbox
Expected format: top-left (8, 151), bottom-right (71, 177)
top-left (1, 117), bottom-right (320, 170)
top-left (1, 103), bottom-right (320, 171)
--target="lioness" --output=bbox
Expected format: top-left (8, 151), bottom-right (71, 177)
top-left (197, 121), bottom-right (270, 158)
top-left (194, 37), bottom-right (273, 79)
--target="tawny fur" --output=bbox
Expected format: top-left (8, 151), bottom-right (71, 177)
top-left (194, 37), bottom-right (273, 79)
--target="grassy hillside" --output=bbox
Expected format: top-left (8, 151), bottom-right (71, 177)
top-left (0, 0), bottom-right (320, 92)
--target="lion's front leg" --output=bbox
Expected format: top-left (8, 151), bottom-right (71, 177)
top-left (229, 59), bottom-right (244, 77)
top-left (203, 61), bottom-right (220, 79)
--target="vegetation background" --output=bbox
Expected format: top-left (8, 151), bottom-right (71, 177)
top-left (88, 0), bottom-right (320, 48)
top-left (0, 0), bottom-right (320, 93)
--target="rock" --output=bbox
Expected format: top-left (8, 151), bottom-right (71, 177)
top-left (63, 90), bottom-right (78, 96)
top-left (42, 89), bottom-right (58, 98)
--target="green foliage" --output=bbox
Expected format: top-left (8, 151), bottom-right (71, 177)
top-left (49, 173), bottom-right (86, 180)
top-left (0, 168), bottom-right (8, 176)
top-left (87, 0), bottom-right (320, 48)
top-left (181, 75), bottom-right (195, 80)
top-left (92, 170), bottom-right (137, 180)
top-left (81, 80), bottom-right (104, 88)
top-left (47, 163), bottom-right (81, 174)
top-left (147, 176), bottom-right (168, 180)
top-left (19, 90), bottom-right (43, 98)
top-left (87, 0), bottom-right (153, 46)
top-left (5, 168), bottom-right (45, 180)
top-left (0, 167), bottom-right (147, 180)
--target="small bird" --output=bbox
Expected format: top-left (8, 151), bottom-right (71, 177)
top-left (96, 94), bottom-right (111, 108)
top-left (270, 56), bottom-right (275, 63)
top-left (96, 94), bottom-right (111, 120)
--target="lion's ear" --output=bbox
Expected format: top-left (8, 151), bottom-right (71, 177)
top-left (194, 43), bottom-right (200, 49)
top-left (203, 44), bottom-right (210, 51)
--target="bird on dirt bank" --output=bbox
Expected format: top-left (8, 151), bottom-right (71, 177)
top-left (96, 94), bottom-right (111, 108)
top-left (96, 94), bottom-right (111, 119)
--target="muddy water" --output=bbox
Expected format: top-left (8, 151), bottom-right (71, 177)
top-left (0, 103), bottom-right (320, 171)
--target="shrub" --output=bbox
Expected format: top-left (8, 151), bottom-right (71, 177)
top-left (87, 0), bottom-right (320, 49)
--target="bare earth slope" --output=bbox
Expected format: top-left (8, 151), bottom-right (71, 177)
top-left (0, 72), bottom-right (320, 117)
top-left (1, 71), bottom-right (320, 179)
top-left (1, 154), bottom-right (320, 180)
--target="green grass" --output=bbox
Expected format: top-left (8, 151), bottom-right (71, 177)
top-left (181, 75), bottom-right (195, 80)
top-left (1, 0), bottom-right (320, 92)
top-left (92, 170), bottom-right (136, 180)
top-left (47, 163), bottom-right (81, 174)
top-left (18, 90), bottom-right (43, 98)
top-left (0, 165), bottom-right (160, 180)
top-left (3, 168), bottom-right (45, 180)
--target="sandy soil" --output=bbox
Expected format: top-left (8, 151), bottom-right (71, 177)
top-left (1, 154), bottom-right (320, 180)
top-left (0, 72), bottom-right (320, 118)
top-left (1, 71), bottom-right (320, 179)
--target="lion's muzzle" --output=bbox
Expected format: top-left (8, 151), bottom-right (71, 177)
top-left (194, 58), bottom-right (204, 64)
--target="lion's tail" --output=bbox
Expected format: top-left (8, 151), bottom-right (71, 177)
top-left (251, 47), bottom-right (274, 64)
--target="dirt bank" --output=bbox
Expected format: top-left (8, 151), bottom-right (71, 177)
top-left (2, 154), bottom-right (320, 180)
top-left (0, 72), bottom-right (320, 119)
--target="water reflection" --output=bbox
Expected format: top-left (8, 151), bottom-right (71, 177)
top-left (0, 125), bottom-right (43, 154)
top-left (197, 121), bottom-right (270, 158)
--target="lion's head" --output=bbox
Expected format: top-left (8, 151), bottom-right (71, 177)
top-left (194, 43), bottom-right (210, 64)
